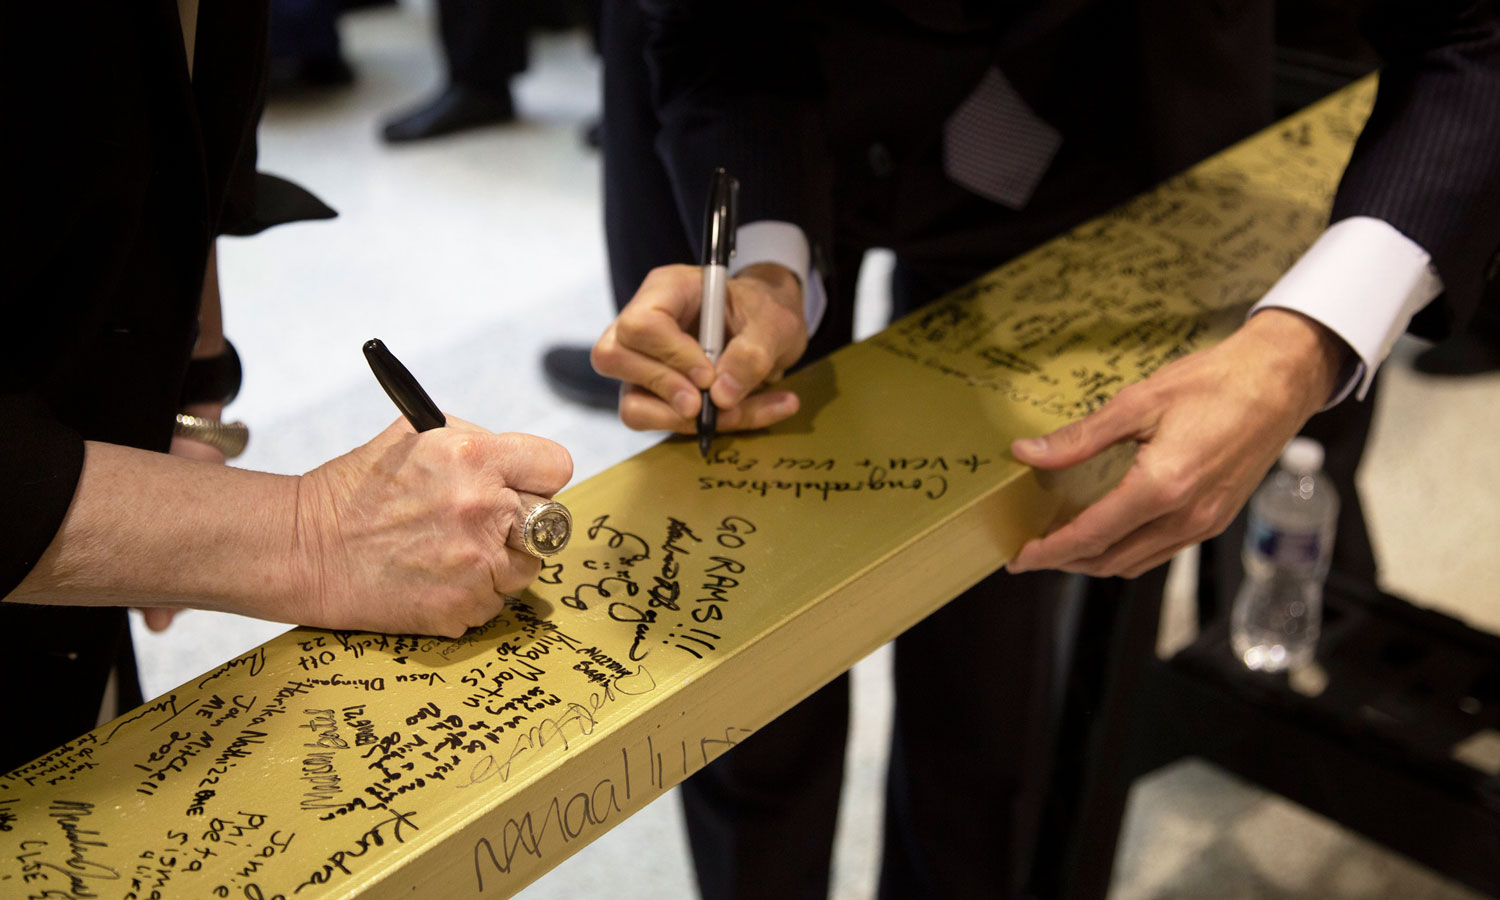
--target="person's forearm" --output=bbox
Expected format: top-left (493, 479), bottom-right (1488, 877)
top-left (6, 440), bottom-right (305, 618)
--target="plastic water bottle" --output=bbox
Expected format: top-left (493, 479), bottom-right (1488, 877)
top-left (1230, 437), bottom-right (1338, 673)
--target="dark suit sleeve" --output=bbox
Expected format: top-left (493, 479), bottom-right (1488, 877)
top-left (637, 0), bottom-right (835, 259)
top-left (0, 397), bottom-right (85, 597)
top-left (1331, 0), bottom-right (1500, 339)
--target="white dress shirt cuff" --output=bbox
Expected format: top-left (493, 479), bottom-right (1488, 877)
top-left (730, 220), bottom-right (828, 336)
top-left (1249, 216), bottom-right (1444, 407)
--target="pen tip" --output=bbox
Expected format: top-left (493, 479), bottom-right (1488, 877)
top-left (698, 434), bottom-right (711, 458)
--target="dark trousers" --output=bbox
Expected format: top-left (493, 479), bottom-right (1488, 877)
top-left (683, 569), bottom-right (1075, 900)
top-left (600, 0), bottom-right (691, 308)
top-left (269, 0), bottom-right (342, 62)
top-left (436, 0), bottom-right (528, 96)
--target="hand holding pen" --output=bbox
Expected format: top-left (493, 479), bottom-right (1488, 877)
top-left (591, 169), bottom-right (810, 441)
top-left (364, 339), bottom-right (573, 556)
top-left (286, 341), bottom-right (573, 638)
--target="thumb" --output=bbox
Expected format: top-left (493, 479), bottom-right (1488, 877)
top-left (1012, 396), bottom-right (1147, 470)
top-left (140, 607), bottom-right (181, 632)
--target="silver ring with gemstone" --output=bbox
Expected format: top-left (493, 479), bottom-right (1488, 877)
top-left (511, 493), bottom-right (572, 557)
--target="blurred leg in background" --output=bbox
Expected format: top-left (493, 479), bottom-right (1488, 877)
top-left (381, 0), bottom-right (529, 142)
top-left (269, 0), bottom-right (355, 91)
top-left (541, 0), bottom-right (678, 408)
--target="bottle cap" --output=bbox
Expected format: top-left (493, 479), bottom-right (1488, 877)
top-left (1281, 436), bottom-right (1324, 475)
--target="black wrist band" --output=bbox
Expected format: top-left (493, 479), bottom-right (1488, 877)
top-left (181, 339), bottom-right (242, 406)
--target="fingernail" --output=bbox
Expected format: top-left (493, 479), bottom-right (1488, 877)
top-left (673, 391), bottom-right (698, 418)
top-left (1014, 436), bottom-right (1048, 455)
top-left (689, 366), bottom-right (715, 388)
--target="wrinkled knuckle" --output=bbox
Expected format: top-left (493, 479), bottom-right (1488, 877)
top-left (640, 264), bottom-right (696, 298)
top-left (449, 542), bottom-right (488, 575)
top-left (490, 430), bottom-right (527, 453)
top-left (737, 344), bottom-right (774, 380)
top-left (614, 313), bottom-right (655, 347)
top-left (1158, 479), bottom-right (1193, 511)
top-left (449, 486), bottom-right (493, 525)
top-left (617, 395), bottom-right (657, 432)
top-left (1051, 421), bottom-right (1085, 451)
top-left (763, 300), bottom-right (795, 327)
top-left (590, 339), bottom-right (620, 372)
top-left (617, 404), bottom-right (648, 430)
top-left (1137, 464), bottom-right (1187, 509)
top-left (1101, 388), bottom-right (1142, 421)
top-left (440, 432), bottom-right (483, 470)
top-left (644, 370), bottom-right (682, 404)
top-left (429, 621), bottom-right (465, 640)
top-left (468, 597), bottom-right (507, 630)
top-left (1176, 505), bottom-right (1213, 539)
top-left (639, 265), bottom-right (675, 290)
top-left (1075, 537), bottom-right (1110, 561)
top-left (497, 558), bottom-right (541, 594)
top-left (433, 609), bottom-right (469, 638)
top-left (661, 263), bottom-right (697, 283)
top-left (1196, 499), bottom-right (1235, 540)
top-left (425, 585), bottom-right (471, 631)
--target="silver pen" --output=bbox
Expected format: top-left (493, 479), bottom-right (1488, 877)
top-left (697, 167), bottom-right (739, 457)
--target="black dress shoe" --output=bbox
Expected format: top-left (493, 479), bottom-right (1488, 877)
top-left (381, 83), bottom-right (515, 143)
top-left (542, 346), bottom-right (621, 410)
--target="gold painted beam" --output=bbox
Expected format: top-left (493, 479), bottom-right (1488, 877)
top-left (0, 81), bottom-right (1374, 900)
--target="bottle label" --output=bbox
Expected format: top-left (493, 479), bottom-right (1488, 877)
top-left (1248, 518), bottom-right (1325, 568)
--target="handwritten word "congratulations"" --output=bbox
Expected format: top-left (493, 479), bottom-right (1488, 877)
top-left (699, 466), bottom-right (948, 501)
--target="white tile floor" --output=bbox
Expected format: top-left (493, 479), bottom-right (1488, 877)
top-left (128, 4), bottom-right (1498, 898)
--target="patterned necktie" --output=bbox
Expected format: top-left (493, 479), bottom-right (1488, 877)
top-left (943, 66), bottom-right (1063, 211)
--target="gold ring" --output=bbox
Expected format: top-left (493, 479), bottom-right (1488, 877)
top-left (511, 493), bottom-right (572, 557)
top-left (173, 413), bottom-right (250, 458)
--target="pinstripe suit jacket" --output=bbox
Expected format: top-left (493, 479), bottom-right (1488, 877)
top-left (637, 0), bottom-right (1500, 336)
